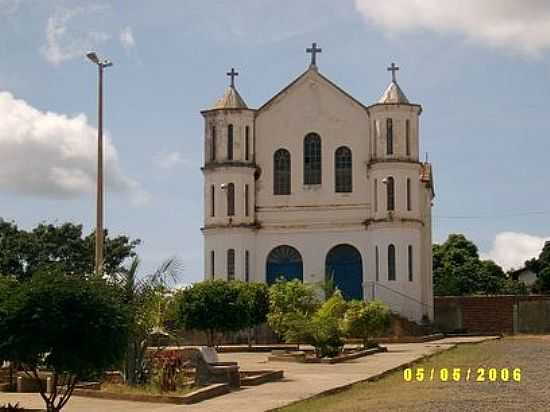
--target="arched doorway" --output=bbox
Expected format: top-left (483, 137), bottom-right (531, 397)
top-left (266, 245), bottom-right (303, 285)
top-left (325, 244), bottom-right (363, 300)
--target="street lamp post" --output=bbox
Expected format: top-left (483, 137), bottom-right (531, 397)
top-left (86, 51), bottom-right (113, 276)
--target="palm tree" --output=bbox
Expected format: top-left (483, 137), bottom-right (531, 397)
top-left (116, 256), bottom-right (182, 385)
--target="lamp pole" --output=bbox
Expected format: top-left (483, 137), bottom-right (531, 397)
top-left (86, 51), bottom-right (113, 276)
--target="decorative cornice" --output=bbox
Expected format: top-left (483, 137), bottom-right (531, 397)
top-left (201, 162), bottom-right (257, 171)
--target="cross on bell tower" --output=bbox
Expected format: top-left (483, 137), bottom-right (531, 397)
top-left (387, 62), bottom-right (399, 83)
top-left (226, 67), bottom-right (239, 87)
top-left (306, 42), bottom-right (322, 68)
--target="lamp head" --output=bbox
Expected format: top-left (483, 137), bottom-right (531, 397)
top-left (86, 51), bottom-right (99, 64)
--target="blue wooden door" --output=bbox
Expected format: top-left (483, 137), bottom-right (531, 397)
top-left (266, 245), bottom-right (303, 285)
top-left (325, 245), bottom-right (363, 300)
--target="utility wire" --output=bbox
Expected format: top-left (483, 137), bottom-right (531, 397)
top-left (434, 210), bottom-right (550, 220)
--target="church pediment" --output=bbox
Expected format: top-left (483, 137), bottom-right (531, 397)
top-left (257, 68), bottom-right (368, 116)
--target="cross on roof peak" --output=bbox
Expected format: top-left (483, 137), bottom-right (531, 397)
top-left (226, 68), bottom-right (239, 87)
top-left (306, 42), bottom-right (322, 67)
top-left (387, 62), bottom-right (399, 83)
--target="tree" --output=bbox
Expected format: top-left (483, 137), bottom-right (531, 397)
top-left (235, 282), bottom-right (270, 347)
top-left (433, 234), bottom-right (507, 296)
top-left (267, 279), bottom-right (320, 339)
top-left (115, 257), bottom-right (182, 386)
top-left (174, 280), bottom-right (250, 346)
top-left (0, 219), bottom-right (140, 280)
top-left (282, 291), bottom-right (348, 358)
top-left (525, 241), bottom-right (550, 292)
top-left (0, 271), bottom-right (129, 412)
top-left (342, 300), bottom-right (391, 348)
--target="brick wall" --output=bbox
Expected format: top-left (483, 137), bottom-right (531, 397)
top-left (434, 296), bottom-right (515, 334)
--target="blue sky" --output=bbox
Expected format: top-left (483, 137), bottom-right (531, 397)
top-left (1, 0), bottom-right (549, 282)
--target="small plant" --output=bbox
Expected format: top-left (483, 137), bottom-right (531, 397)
top-left (283, 291), bottom-right (348, 358)
top-left (342, 300), bottom-right (391, 349)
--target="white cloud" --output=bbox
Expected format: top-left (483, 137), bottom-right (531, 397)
top-left (0, 91), bottom-right (148, 204)
top-left (354, 0), bottom-right (550, 55)
top-left (153, 150), bottom-right (197, 170)
top-left (41, 5), bottom-right (110, 65)
top-left (482, 232), bottom-right (550, 271)
top-left (120, 26), bottom-right (135, 50)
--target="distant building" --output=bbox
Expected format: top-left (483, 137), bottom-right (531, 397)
top-left (200, 44), bottom-right (435, 322)
top-left (511, 267), bottom-right (537, 287)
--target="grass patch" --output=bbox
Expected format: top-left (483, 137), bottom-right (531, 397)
top-left (279, 337), bottom-right (546, 412)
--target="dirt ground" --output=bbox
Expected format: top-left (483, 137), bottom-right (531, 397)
top-left (280, 335), bottom-right (550, 412)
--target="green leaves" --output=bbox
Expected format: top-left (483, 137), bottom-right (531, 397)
top-left (174, 280), bottom-right (269, 345)
top-left (0, 271), bottom-right (130, 377)
top-left (342, 300), bottom-right (391, 348)
top-left (267, 279), bottom-right (320, 338)
top-left (433, 234), bottom-right (508, 296)
top-left (0, 218), bottom-right (140, 280)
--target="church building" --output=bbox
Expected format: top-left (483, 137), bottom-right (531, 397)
top-left (200, 44), bottom-right (435, 322)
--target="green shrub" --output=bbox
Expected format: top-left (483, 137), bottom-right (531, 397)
top-left (174, 280), bottom-right (268, 346)
top-left (280, 291), bottom-right (348, 358)
top-left (267, 279), bottom-right (320, 339)
top-left (342, 300), bottom-right (391, 348)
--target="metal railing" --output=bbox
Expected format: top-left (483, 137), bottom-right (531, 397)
top-left (364, 281), bottom-right (432, 322)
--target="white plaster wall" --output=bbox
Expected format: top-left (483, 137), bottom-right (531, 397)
top-left (369, 105), bottom-right (420, 162)
top-left (203, 167), bottom-right (255, 226)
top-left (203, 110), bottom-right (255, 164)
top-left (255, 70), bottom-right (370, 212)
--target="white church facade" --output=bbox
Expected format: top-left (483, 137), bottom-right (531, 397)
top-left (201, 44), bottom-right (435, 323)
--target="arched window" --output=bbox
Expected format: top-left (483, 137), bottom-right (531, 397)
top-left (266, 245), bottom-right (303, 285)
top-left (211, 126), bottom-right (217, 161)
top-left (274, 149), bottom-right (291, 195)
top-left (304, 133), bottom-right (321, 184)
top-left (210, 250), bottom-right (215, 279)
top-left (245, 250), bottom-right (250, 282)
top-left (227, 124), bottom-right (234, 160)
top-left (374, 179), bottom-right (378, 212)
top-left (227, 249), bottom-right (235, 281)
top-left (406, 178), bottom-right (411, 211)
top-left (244, 184), bottom-right (249, 216)
top-left (245, 126), bottom-right (250, 161)
top-left (388, 244), bottom-right (396, 281)
top-left (227, 183), bottom-right (235, 216)
top-left (210, 185), bottom-right (215, 217)
top-left (386, 119), bottom-right (393, 155)
top-left (335, 146), bottom-right (352, 193)
top-left (375, 246), bottom-right (380, 281)
top-left (405, 119), bottom-right (411, 156)
top-left (408, 245), bottom-right (413, 281)
top-left (386, 176), bottom-right (395, 211)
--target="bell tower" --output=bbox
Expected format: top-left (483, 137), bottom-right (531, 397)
top-left (367, 63), bottom-right (434, 321)
top-left (201, 68), bottom-right (257, 281)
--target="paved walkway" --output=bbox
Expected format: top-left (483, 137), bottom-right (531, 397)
top-left (0, 336), bottom-right (498, 412)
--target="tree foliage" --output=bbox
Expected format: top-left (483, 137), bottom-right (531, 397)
top-left (433, 234), bottom-right (508, 296)
top-left (174, 280), bottom-right (262, 346)
top-left (283, 291), bottom-right (349, 358)
top-left (115, 257), bottom-right (182, 385)
top-left (0, 219), bottom-right (140, 280)
top-left (525, 241), bottom-right (550, 292)
top-left (342, 300), bottom-right (391, 348)
top-left (0, 271), bottom-right (129, 412)
top-left (266, 279), bottom-right (321, 338)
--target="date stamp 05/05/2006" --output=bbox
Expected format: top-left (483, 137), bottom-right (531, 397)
top-left (403, 367), bottom-right (522, 383)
